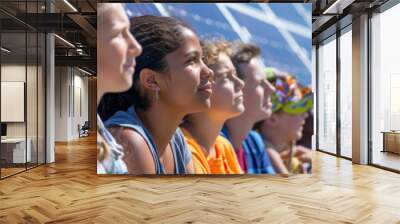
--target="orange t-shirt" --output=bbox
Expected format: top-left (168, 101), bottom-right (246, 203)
top-left (182, 129), bottom-right (243, 174)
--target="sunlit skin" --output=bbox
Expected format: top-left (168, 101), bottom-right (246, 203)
top-left (224, 58), bottom-right (276, 150)
top-left (110, 28), bottom-right (214, 174)
top-left (182, 52), bottom-right (244, 156)
top-left (97, 3), bottom-right (142, 105)
top-left (259, 111), bottom-right (312, 168)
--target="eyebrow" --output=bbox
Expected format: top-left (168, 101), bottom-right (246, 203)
top-left (108, 18), bottom-right (129, 32)
top-left (217, 67), bottom-right (234, 75)
top-left (184, 51), bottom-right (200, 58)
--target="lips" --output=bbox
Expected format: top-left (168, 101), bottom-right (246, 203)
top-left (123, 59), bottom-right (136, 72)
top-left (123, 63), bottom-right (135, 70)
top-left (234, 94), bottom-right (243, 102)
top-left (263, 98), bottom-right (272, 108)
top-left (198, 82), bottom-right (212, 93)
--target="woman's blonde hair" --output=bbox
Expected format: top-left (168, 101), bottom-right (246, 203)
top-left (201, 40), bottom-right (233, 66)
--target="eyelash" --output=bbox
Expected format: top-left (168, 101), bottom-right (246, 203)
top-left (215, 73), bottom-right (229, 82)
top-left (186, 57), bottom-right (199, 65)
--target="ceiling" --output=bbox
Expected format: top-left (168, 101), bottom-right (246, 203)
top-left (0, 0), bottom-right (97, 75)
top-left (310, 0), bottom-right (390, 44)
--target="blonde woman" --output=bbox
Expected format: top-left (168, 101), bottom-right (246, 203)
top-left (97, 3), bottom-right (142, 174)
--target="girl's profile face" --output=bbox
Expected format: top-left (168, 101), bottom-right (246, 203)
top-left (160, 27), bottom-right (214, 114)
top-left (98, 4), bottom-right (142, 93)
top-left (208, 52), bottom-right (244, 119)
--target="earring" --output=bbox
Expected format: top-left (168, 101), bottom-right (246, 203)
top-left (155, 88), bottom-right (159, 101)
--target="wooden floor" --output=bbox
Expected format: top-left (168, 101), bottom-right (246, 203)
top-left (1, 167), bottom-right (26, 178)
top-left (373, 150), bottom-right (400, 171)
top-left (0, 135), bottom-right (400, 223)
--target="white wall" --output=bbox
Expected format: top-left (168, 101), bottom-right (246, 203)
top-left (1, 63), bottom-right (46, 164)
top-left (1, 65), bottom-right (38, 138)
top-left (54, 67), bottom-right (89, 141)
top-left (54, 66), bottom-right (69, 141)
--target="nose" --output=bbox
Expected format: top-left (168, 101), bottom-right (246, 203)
top-left (126, 31), bottom-right (142, 58)
top-left (200, 59), bottom-right (214, 82)
top-left (233, 72), bottom-right (244, 91)
top-left (303, 112), bottom-right (309, 119)
top-left (264, 79), bottom-right (275, 95)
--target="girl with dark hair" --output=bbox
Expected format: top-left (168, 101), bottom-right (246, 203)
top-left (99, 15), bottom-right (214, 174)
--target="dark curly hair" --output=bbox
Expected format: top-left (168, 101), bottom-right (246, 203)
top-left (98, 15), bottom-right (194, 121)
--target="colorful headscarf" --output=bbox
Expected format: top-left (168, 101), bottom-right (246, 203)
top-left (266, 68), bottom-right (313, 115)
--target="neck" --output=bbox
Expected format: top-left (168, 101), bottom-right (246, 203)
top-left (224, 113), bottom-right (255, 150)
top-left (97, 88), bottom-right (104, 106)
top-left (136, 102), bottom-right (185, 157)
top-left (264, 134), bottom-right (290, 152)
top-left (182, 112), bottom-right (225, 156)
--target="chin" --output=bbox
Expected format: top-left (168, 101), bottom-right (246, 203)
top-left (237, 105), bottom-right (245, 114)
top-left (111, 79), bottom-right (131, 93)
top-left (121, 80), bottom-right (133, 92)
top-left (193, 99), bottom-right (211, 113)
top-left (228, 107), bottom-right (244, 118)
top-left (264, 109), bottom-right (273, 118)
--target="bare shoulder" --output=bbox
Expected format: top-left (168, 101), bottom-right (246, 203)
top-left (110, 127), bottom-right (148, 150)
top-left (108, 126), bottom-right (156, 174)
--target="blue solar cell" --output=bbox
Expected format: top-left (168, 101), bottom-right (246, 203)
top-left (125, 4), bottom-right (161, 17)
top-left (125, 3), bottom-right (311, 85)
top-left (268, 4), bottom-right (312, 29)
top-left (228, 9), bottom-right (311, 84)
top-left (164, 4), bottom-right (239, 41)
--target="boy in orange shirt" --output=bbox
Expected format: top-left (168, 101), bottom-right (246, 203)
top-left (181, 40), bottom-right (244, 174)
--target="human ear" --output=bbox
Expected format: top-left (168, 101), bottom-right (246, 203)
top-left (265, 114), bottom-right (279, 127)
top-left (139, 68), bottom-right (161, 92)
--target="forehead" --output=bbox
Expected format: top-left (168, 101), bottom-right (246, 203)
top-left (211, 53), bottom-right (234, 70)
top-left (99, 4), bottom-right (128, 28)
top-left (241, 58), bottom-right (264, 81)
top-left (169, 28), bottom-right (201, 55)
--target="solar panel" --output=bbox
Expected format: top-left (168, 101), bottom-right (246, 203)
top-left (126, 3), bottom-right (312, 86)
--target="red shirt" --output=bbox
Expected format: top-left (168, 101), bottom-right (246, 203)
top-left (235, 147), bottom-right (247, 173)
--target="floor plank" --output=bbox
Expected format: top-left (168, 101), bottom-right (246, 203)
top-left (0, 135), bottom-right (399, 223)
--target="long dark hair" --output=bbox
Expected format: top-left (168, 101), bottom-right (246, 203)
top-left (98, 15), bottom-right (194, 121)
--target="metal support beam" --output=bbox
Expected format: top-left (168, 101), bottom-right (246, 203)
top-left (352, 14), bottom-right (369, 164)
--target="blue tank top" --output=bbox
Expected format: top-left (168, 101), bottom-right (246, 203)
top-left (104, 106), bottom-right (192, 174)
top-left (221, 127), bottom-right (275, 174)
